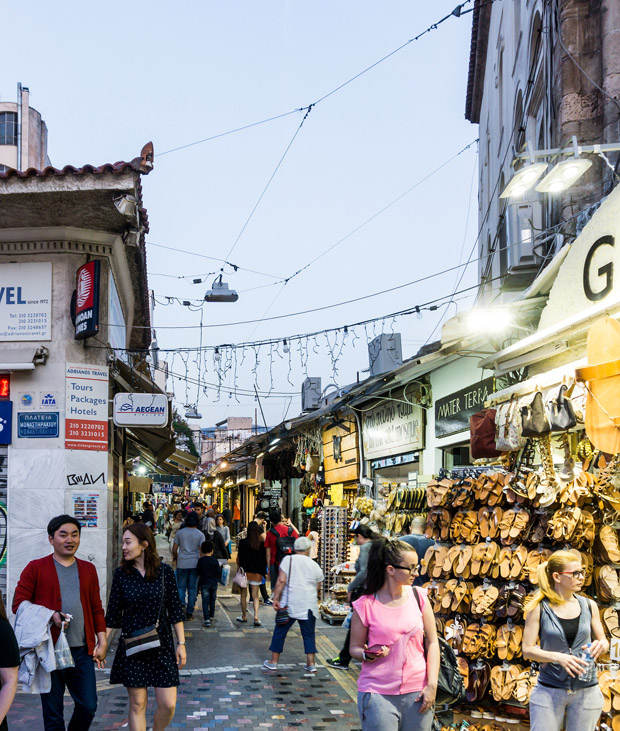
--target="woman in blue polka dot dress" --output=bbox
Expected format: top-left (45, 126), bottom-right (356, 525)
top-left (105, 523), bottom-right (186, 731)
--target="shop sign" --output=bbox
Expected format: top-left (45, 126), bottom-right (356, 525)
top-left (17, 412), bottom-right (59, 438)
top-left (73, 261), bottom-right (101, 340)
top-left (0, 262), bottom-right (52, 341)
top-left (113, 393), bottom-right (169, 427)
top-left (370, 452), bottom-right (419, 470)
top-left (108, 274), bottom-right (127, 358)
top-left (65, 363), bottom-right (109, 451)
top-left (435, 377), bottom-right (495, 438)
top-left (362, 398), bottom-right (424, 460)
top-left (154, 482), bottom-right (174, 494)
top-left (0, 402), bottom-right (12, 445)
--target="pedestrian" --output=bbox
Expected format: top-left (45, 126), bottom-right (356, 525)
top-left (264, 536), bottom-right (323, 673)
top-left (252, 513), bottom-right (272, 605)
top-left (236, 521), bottom-right (268, 626)
top-left (215, 514), bottom-right (231, 554)
top-left (142, 501), bottom-right (155, 531)
top-left (211, 527), bottom-right (230, 565)
top-left (197, 540), bottom-right (221, 627)
top-left (327, 524), bottom-right (380, 670)
top-left (168, 510), bottom-right (184, 554)
top-left (398, 517), bottom-right (434, 586)
top-left (123, 513), bottom-right (135, 530)
top-left (222, 503), bottom-right (232, 528)
top-left (264, 512), bottom-right (299, 591)
top-left (172, 511), bottom-right (203, 621)
top-left (306, 518), bottom-right (320, 562)
top-left (105, 523), bottom-right (186, 731)
top-left (232, 498), bottom-right (241, 537)
top-left (12, 514), bottom-right (107, 731)
top-left (349, 538), bottom-right (439, 731)
top-left (156, 504), bottom-right (166, 534)
top-left (522, 550), bottom-right (607, 731)
top-left (0, 592), bottom-right (19, 731)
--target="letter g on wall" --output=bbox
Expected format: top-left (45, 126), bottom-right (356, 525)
top-left (584, 235), bottom-right (614, 302)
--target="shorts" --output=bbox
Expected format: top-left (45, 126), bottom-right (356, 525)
top-left (247, 572), bottom-right (263, 584)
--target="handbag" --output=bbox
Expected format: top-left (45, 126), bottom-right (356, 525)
top-left (233, 567), bottom-right (248, 589)
top-left (520, 390), bottom-right (551, 437)
top-left (124, 569), bottom-right (165, 657)
top-left (275, 556), bottom-right (294, 625)
top-left (546, 384), bottom-right (577, 432)
top-left (495, 397), bottom-right (526, 451)
top-left (470, 409), bottom-right (502, 458)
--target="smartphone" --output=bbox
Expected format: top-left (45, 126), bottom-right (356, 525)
top-left (365, 644), bottom-right (384, 656)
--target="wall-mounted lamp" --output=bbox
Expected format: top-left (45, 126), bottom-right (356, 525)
top-left (535, 157), bottom-right (592, 193)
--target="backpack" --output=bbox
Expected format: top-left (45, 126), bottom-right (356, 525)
top-left (412, 588), bottom-right (466, 709)
top-left (270, 526), bottom-right (296, 565)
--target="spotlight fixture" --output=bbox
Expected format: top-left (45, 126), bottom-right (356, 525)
top-left (205, 274), bottom-right (239, 303)
top-left (500, 162), bottom-right (548, 199)
top-left (535, 158), bottom-right (593, 193)
top-left (184, 406), bottom-right (202, 419)
top-left (220, 461), bottom-right (228, 468)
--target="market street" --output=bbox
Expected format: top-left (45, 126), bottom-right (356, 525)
top-left (9, 538), bottom-right (361, 731)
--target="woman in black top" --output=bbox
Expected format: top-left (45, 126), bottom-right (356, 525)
top-left (106, 523), bottom-right (186, 731)
top-left (0, 593), bottom-right (18, 731)
top-left (236, 521), bottom-right (267, 626)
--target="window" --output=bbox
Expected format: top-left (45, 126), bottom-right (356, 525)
top-left (0, 165), bottom-right (8, 174)
top-left (0, 112), bottom-right (17, 145)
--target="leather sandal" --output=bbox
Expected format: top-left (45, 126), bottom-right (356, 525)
top-left (603, 607), bottom-right (620, 639)
top-left (598, 524), bottom-right (620, 563)
top-left (513, 666), bottom-right (538, 704)
top-left (471, 585), bottom-right (499, 618)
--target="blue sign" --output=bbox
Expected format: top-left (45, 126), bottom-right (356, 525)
top-left (18, 411), bottom-right (59, 438)
top-left (0, 402), bottom-right (12, 444)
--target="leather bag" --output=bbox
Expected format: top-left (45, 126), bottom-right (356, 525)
top-left (546, 384), bottom-right (577, 432)
top-left (470, 409), bottom-right (502, 458)
top-left (520, 391), bottom-right (550, 437)
top-left (495, 397), bottom-right (526, 451)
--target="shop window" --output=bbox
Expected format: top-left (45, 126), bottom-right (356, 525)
top-left (442, 445), bottom-right (471, 469)
top-left (0, 113), bottom-right (17, 146)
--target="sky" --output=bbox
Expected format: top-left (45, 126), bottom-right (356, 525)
top-left (1, 0), bottom-right (481, 429)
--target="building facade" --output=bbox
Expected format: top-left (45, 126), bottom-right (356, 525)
top-left (0, 84), bottom-right (50, 174)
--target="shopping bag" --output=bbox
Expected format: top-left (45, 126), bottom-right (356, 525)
top-left (54, 628), bottom-right (75, 670)
top-left (220, 564), bottom-right (231, 587)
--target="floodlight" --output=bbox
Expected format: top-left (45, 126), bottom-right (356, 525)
top-left (500, 163), bottom-right (548, 198)
top-left (205, 275), bottom-right (239, 303)
top-left (535, 158), bottom-right (593, 193)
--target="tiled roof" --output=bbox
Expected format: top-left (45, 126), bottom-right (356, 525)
top-left (0, 141), bottom-right (154, 180)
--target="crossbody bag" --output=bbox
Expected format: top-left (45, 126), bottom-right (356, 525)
top-left (275, 555), bottom-right (294, 625)
top-left (124, 568), bottom-right (165, 657)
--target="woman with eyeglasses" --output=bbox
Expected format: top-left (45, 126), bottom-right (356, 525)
top-left (349, 538), bottom-right (439, 731)
top-left (522, 550), bottom-right (607, 731)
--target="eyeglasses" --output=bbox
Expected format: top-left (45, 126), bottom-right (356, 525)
top-left (388, 564), bottom-right (420, 574)
top-left (557, 570), bottom-right (585, 579)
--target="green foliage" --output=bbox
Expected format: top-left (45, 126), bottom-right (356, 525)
top-left (172, 409), bottom-right (200, 458)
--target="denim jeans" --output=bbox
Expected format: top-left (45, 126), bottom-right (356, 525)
top-left (529, 684), bottom-right (604, 731)
top-left (357, 691), bottom-right (433, 731)
top-left (201, 582), bottom-right (217, 620)
top-left (232, 519), bottom-right (240, 536)
top-left (176, 567), bottom-right (199, 615)
top-left (40, 646), bottom-right (97, 731)
top-left (269, 609), bottom-right (316, 654)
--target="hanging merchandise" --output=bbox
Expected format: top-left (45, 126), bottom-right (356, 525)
top-left (519, 390), bottom-right (550, 437)
top-left (470, 409), bottom-right (502, 458)
top-left (545, 383), bottom-right (577, 432)
top-left (495, 397), bottom-right (526, 452)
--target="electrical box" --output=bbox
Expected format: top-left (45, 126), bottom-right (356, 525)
top-left (368, 333), bottom-right (403, 376)
top-left (506, 200), bottom-right (542, 269)
top-left (301, 377), bottom-right (322, 411)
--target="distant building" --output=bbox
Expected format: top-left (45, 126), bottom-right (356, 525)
top-left (0, 83), bottom-right (50, 173)
top-left (466, 0), bottom-right (620, 300)
top-left (201, 417), bottom-right (269, 466)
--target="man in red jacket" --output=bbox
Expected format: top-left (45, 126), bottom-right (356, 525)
top-left (12, 514), bottom-right (107, 731)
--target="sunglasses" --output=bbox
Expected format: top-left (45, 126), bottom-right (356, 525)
top-left (557, 570), bottom-right (585, 579)
top-left (388, 564), bottom-right (420, 575)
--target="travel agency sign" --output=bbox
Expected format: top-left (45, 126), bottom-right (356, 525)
top-left (0, 262), bottom-right (52, 340)
top-left (113, 393), bottom-right (169, 428)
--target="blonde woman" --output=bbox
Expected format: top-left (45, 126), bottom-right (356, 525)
top-left (522, 550), bottom-right (607, 731)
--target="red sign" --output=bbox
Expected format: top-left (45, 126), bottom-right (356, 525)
top-left (65, 419), bottom-right (108, 450)
top-left (0, 376), bottom-right (9, 400)
top-left (74, 261), bottom-right (100, 340)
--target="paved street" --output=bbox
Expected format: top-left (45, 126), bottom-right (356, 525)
top-left (9, 538), bottom-right (361, 730)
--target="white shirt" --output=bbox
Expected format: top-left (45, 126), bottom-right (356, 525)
top-left (308, 531), bottom-right (319, 559)
top-left (279, 554), bottom-right (324, 619)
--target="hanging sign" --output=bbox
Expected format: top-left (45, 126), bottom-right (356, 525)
top-left (113, 393), bottom-right (169, 427)
top-left (362, 394), bottom-right (424, 459)
top-left (73, 261), bottom-right (101, 340)
top-left (435, 377), bottom-right (495, 438)
top-left (65, 363), bottom-right (109, 451)
top-left (0, 262), bottom-right (52, 341)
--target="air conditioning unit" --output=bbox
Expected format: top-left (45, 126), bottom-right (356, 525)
top-left (506, 200), bottom-right (542, 269)
top-left (302, 377), bottom-right (322, 411)
top-left (368, 333), bottom-right (403, 377)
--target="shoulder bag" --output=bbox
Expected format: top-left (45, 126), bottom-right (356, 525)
top-left (495, 397), bottom-right (526, 451)
top-left (546, 384), bottom-right (577, 432)
top-left (124, 567), bottom-right (165, 657)
top-left (275, 556), bottom-right (294, 625)
top-left (520, 390), bottom-right (551, 437)
top-left (232, 566), bottom-right (248, 588)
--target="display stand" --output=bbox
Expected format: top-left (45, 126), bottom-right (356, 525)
top-left (319, 506), bottom-right (349, 598)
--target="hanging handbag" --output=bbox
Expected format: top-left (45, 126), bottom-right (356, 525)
top-left (470, 409), bottom-right (502, 458)
top-left (495, 397), bottom-right (526, 451)
top-left (123, 569), bottom-right (165, 657)
top-left (232, 566), bottom-right (248, 588)
top-left (546, 384), bottom-right (577, 432)
top-left (275, 556), bottom-right (294, 625)
top-left (520, 390), bottom-right (551, 437)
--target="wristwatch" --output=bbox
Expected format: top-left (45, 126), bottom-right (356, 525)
top-left (177, 641), bottom-right (186, 645)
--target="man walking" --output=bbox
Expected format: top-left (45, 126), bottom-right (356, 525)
top-left (264, 512), bottom-right (299, 591)
top-left (12, 514), bottom-right (107, 731)
top-left (173, 511), bottom-right (203, 620)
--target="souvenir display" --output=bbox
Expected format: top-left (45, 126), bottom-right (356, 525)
top-left (319, 506), bottom-right (349, 598)
top-left (319, 561), bottom-right (355, 625)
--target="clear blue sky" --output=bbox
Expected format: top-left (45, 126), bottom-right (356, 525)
top-left (2, 1), bottom-right (480, 427)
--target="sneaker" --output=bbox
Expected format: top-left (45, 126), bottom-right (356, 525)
top-left (263, 660), bottom-right (278, 670)
top-left (326, 657), bottom-right (349, 670)
top-left (236, 616), bottom-right (248, 623)
top-left (253, 619), bottom-right (262, 627)
top-left (303, 664), bottom-right (317, 673)
top-left (202, 620), bottom-right (211, 627)
top-left (263, 598), bottom-right (273, 606)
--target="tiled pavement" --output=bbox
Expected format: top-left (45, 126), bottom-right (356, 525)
top-left (9, 538), bottom-right (362, 730)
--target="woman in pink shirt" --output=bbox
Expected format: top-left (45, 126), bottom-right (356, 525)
top-left (350, 538), bottom-right (439, 731)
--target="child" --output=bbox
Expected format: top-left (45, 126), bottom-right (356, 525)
top-left (197, 540), bottom-right (222, 627)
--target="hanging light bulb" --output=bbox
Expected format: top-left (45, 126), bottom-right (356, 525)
top-left (214, 347), bottom-right (221, 363)
top-left (282, 339), bottom-right (290, 354)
